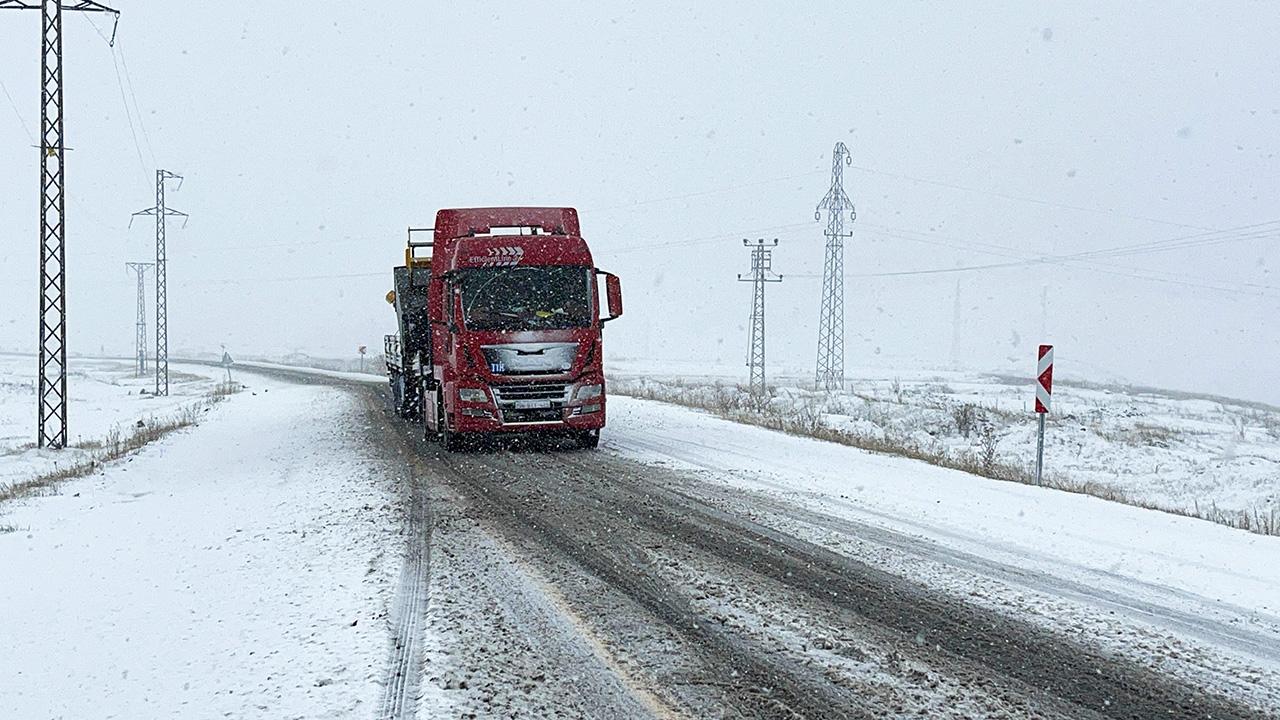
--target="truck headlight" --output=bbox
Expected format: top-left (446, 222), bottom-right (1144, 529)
top-left (458, 387), bottom-right (488, 403)
top-left (576, 383), bottom-right (603, 401)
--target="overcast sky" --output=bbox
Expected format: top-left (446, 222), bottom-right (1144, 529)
top-left (1, 2), bottom-right (1277, 402)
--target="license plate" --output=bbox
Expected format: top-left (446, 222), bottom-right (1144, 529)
top-left (513, 399), bottom-right (552, 410)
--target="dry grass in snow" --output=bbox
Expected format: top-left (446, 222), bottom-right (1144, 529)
top-left (609, 373), bottom-right (1279, 536)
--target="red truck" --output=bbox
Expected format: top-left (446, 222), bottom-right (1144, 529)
top-left (385, 207), bottom-right (623, 450)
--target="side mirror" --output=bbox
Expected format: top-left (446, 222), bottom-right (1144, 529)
top-left (600, 271), bottom-right (623, 322)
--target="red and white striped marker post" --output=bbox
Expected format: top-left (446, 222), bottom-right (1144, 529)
top-left (1035, 344), bottom-right (1053, 485)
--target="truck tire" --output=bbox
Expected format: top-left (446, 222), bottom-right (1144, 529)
top-left (436, 391), bottom-right (467, 452)
top-left (576, 430), bottom-right (600, 450)
top-left (388, 372), bottom-right (403, 415)
top-left (441, 419), bottom-right (468, 452)
top-left (424, 391), bottom-right (440, 442)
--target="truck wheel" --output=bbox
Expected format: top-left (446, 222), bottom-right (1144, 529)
top-left (424, 391), bottom-right (442, 442)
top-left (576, 430), bottom-right (600, 450)
top-left (441, 420), bottom-right (468, 452)
top-left (388, 372), bottom-right (403, 415)
top-left (437, 393), bottom-right (467, 452)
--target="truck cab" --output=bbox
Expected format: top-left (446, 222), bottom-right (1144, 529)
top-left (386, 207), bottom-right (622, 449)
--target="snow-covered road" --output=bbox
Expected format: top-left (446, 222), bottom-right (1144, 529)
top-left (371, 382), bottom-right (1279, 718)
top-left (605, 395), bottom-right (1280, 709)
top-left (607, 395), bottom-right (1280, 631)
top-left (3, 366), bottom-right (1277, 719)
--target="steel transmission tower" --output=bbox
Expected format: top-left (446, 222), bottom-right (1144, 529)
top-left (814, 142), bottom-right (856, 391)
top-left (124, 262), bottom-right (153, 377)
top-left (132, 170), bottom-right (186, 396)
top-left (1, 1), bottom-right (121, 448)
top-left (737, 239), bottom-right (782, 398)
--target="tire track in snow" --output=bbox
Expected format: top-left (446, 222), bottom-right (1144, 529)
top-left (448, 450), bottom-right (878, 718)
top-left (368, 393), bottom-right (432, 720)
top-left (420, 464), bottom-right (679, 719)
top-left (614, 431), bottom-right (1280, 672)
top-left (547, 451), bottom-right (1275, 720)
top-left (242, 368), bottom-right (1274, 718)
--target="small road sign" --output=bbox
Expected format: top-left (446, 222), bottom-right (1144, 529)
top-left (1034, 344), bottom-right (1054, 485)
top-left (1035, 344), bottom-right (1054, 413)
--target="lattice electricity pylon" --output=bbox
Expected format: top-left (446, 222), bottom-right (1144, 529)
top-left (125, 262), bottom-right (153, 377)
top-left (131, 170), bottom-right (186, 396)
top-left (737, 238), bottom-right (782, 399)
top-left (814, 141), bottom-right (856, 391)
top-left (1, 1), bottom-right (121, 448)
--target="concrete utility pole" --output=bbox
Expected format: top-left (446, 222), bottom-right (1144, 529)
top-left (124, 261), bottom-right (153, 377)
top-left (814, 142), bottom-right (856, 391)
top-left (738, 238), bottom-right (782, 400)
top-left (1, 0), bottom-right (121, 448)
top-left (131, 170), bottom-right (186, 396)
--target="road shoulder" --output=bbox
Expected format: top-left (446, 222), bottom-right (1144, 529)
top-left (0, 373), bottom-right (400, 719)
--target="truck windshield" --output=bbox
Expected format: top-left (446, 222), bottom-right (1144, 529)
top-left (459, 266), bottom-right (592, 331)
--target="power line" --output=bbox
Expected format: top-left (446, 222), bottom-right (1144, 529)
top-left (110, 49), bottom-right (149, 184)
top-left (90, 270), bottom-right (390, 289)
top-left (75, 219), bottom-right (819, 261)
top-left (788, 220), bottom-right (1280, 298)
top-left (846, 163), bottom-right (1215, 232)
top-left (114, 37), bottom-right (156, 166)
top-left (79, 12), bottom-right (149, 187)
top-left (0, 76), bottom-right (33, 141)
top-left (1057, 221), bottom-right (1280, 261)
top-left (786, 218), bottom-right (1280, 291)
top-left (587, 169), bottom-right (825, 214)
top-left (858, 219), bottom-right (1280, 265)
top-left (152, 220), bottom-right (1280, 291)
top-left (170, 270), bottom-right (388, 287)
top-left (608, 221), bottom-right (814, 255)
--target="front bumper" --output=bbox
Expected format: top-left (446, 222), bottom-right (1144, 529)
top-left (451, 379), bottom-right (606, 433)
top-left (452, 401), bottom-right (606, 433)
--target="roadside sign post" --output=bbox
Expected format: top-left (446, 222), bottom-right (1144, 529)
top-left (221, 350), bottom-right (234, 383)
top-left (1036, 414), bottom-right (1045, 485)
top-left (1035, 344), bottom-right (1054, 485)
top-left (358, 345), bottom-right (368, 373)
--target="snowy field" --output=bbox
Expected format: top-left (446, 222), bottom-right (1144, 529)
top-left (0, 369), bottom-right (400, 719)
top-left (608, 360), bottom-right (1280, 530)
top-left (0, 354), bottom-right (227, 492)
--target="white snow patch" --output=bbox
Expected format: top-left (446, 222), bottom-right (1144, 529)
top-left (0, 355), bottom-right (226, 489)
top-left (0, 373), bottom-right (398, 719)
top-left (609, 367), bottom-right (1280, 524)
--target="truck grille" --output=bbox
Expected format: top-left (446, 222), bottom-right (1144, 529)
top-left (491, 383), bottom-right (570, 403)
